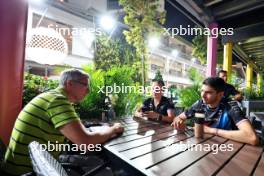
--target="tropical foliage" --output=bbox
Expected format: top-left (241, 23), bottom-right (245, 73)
top-left (119, 0), bottom-right (166, 85)
top-left (23, 73), bottom-right (58, 107)
top-left (178, 68), bottom-right (204, 108)
top-left (192, 28), bottom-right (223, 65)
top-left (78, 65), bottom-right (144, 118)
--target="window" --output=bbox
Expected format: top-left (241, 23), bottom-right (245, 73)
top-left (150, 64), bottom-right (164, 72)
top-left (169, 70), bottom-right (182, 77)
top-left (107, 0), bottom-right (121, 10)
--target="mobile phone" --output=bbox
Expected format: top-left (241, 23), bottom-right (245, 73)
top-left (141, 107), bottom-right (149, 112)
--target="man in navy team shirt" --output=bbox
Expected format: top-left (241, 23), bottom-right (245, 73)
top-left (172, 77), bottom-right (258, 145)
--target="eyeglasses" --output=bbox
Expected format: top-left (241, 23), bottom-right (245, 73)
top-left (72, 80), bottom-right (89, 90)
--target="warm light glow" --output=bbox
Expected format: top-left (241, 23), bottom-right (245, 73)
top-left (28, 0), bottom-right (44, 4)
top-left (100, 15), bottom-right (115, 30)
top-left (26, 27), bottom-right (68, 65)
top-left (148, 37), bottom-right (160, 49)
top-left (191, 57), bottom-right (197, 62)
top-left (172, 50), bottom-right (179, 57)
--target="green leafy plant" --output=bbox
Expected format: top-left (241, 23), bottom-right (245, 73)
top-left (244, 88), bottom-right (264, 100)
top-left (188, 67), bottom-right (204, 84)
top-left (192, 31), bottom-right (207, 64)
top-left (119, 0), bottom-right (166, 56)
top-left (23, 73), bottom-right (59, 107)
top-left (192, 28), bottom-right (223, 66)
top-left (153, 70), bottom-right (163, 81)
top-left (80, 64), bottom-right (144, 119)
top-left (229, 72), bottom-right (243, 90)
top-left (94, 33), bottom-right (141, 82)
top-left (94, 34), bottom-right (122, 70)
top-left (178, 68), bottom-right (203, 108)
top-left (23, 68), bottom-right (144, 120)
top-left (178, 84), bottom-right (201, 108)
top-left (119, 0), bottom-right (166, 85)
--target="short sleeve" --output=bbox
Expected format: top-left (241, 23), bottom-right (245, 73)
top-left (228, 102), bottom-right (247, 125)
top-left (47, 97), bottom-right (80, 129)
top-left (142, 98), bottom-right (152, 109)
top-left (226, 84), bottom-right (239, 96)
top-left (184, 100), bottom-right (203, 118)
top-left (229, 85), bottom-right (239, 96)
top-left (166, 100), bottom-right (175, 110)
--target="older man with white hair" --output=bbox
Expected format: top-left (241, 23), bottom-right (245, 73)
top-left (3, 69), bottom-right (124, 175)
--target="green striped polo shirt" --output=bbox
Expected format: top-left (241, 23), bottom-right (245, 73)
top-left (3, 87), bottom-right (80, 175)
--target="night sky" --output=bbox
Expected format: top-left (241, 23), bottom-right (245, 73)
top-left (164, 0), bottom-right (241, 66)
top-left (164, 0), bottom-right (197, 43)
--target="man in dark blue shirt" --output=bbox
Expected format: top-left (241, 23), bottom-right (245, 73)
top-left (134, 79), bottom-right (175, 123)
top-left (218, 70), bottom-right (243, 102)
top-left (184, 100), bottom-right (245, 130)
top-left (172, 77), bottom-right (258, 145)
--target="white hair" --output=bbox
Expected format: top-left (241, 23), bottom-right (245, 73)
top-left (59, 69), bottom-right (90, 88)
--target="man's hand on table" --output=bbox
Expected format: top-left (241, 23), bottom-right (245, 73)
top-left (171, 116), bottom-right (186, 130)
top-left (109, 123), bottom-right (124, 139)
top-left (203, 125), bottom-right (217, 135)
top-left (112, 123), bottom-right (124, 134)
top-left (135, 111), bottom-right (144, 118)
top-left (143, 111), bottom-right (159, 120)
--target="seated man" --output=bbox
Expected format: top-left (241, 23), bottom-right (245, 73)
top-left (3, 69), bottom-right (124, 175)
top-left (218, 70), bottom-right (243, 102)
top-left (134, 79), bottom-right (175, 123)
top-left (172, 77), bottom-right (258, 145)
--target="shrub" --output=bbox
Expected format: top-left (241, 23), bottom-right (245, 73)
top-left (244, 89), bottom-right (264, 100)
top-left (23, 66), bottom-right (144, 120)
top-left (177, 68), bottom-right (203, 108)
top-left (178, 84), bottom-right (200, 108)
top-left (79, 64), bottom-right (144, 119)
top-left (23, 73), bottom-right (58, 107)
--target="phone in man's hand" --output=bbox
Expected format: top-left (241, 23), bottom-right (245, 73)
top-left (141, 107), bottom-right (149, 112)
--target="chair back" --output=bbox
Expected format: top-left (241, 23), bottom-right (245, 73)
top-left (28, 141), bottom-right (68, 176)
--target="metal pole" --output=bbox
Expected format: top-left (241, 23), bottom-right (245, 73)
top-left (141, 54), bottom-right (145, 93)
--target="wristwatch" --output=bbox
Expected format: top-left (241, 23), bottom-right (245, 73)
top-left (157, 114), bottom-right (163, 121)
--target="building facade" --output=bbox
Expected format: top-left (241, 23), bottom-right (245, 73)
top-left (25, 0), bottom-right (206, 86)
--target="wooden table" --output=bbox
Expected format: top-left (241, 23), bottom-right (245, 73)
top-left (103, 116), bottom-right (264, 176)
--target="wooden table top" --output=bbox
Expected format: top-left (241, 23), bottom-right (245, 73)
top-left (103, 116), bottom-right (264, 176)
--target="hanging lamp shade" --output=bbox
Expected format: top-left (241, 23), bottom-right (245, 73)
top-left (26, 27), bottom-right (68, 65)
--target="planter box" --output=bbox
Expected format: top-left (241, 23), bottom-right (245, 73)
top-left (242, 100), bottom-right (264, 117)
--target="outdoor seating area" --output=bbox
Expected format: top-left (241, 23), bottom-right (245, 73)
top-left (27, 141), bottom-right (109, 176)
top-left (104, 117), bottom-right (264, 176)
top-left (1, 0), bottom-right (264, 176)
top-left (20, 117), bottom-right (264, 176)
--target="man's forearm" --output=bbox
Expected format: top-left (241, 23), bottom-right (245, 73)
top-left (60, 121), bottom-right (118, 147)
top-left (210, 128), bottom-right (258, 145)
top-left (178, 112), bottom-right (187, 120)
top-left (161, 115), bottom-right (174, 123)
top-left (85, 128), bottom-right (114, 144)
top-left (79, 125), bottom-right (117, 145)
